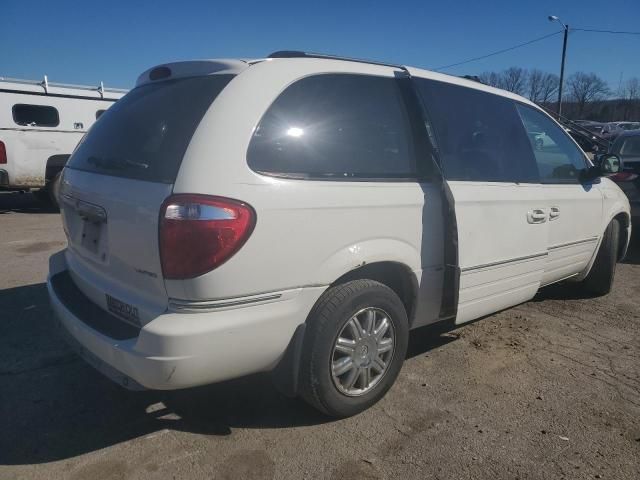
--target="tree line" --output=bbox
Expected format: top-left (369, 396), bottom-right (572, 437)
top-left (475, 68), bottom-right (640, 122)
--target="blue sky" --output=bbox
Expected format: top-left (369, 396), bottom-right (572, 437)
top-left (2, 0), bottom-right (639, 91)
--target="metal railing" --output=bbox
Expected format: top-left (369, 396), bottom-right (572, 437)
top-left (0, 75), bottom-right (128, 98)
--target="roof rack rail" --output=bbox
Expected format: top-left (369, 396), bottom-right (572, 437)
top-left (268, 50), bottom-right (404, 70)
top-left (0, 75), bottom-right (128, 94)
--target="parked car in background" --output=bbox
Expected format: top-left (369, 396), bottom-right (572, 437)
top-left (577, 121), bottom-right (605, 135)
top-left (605, 130), bottom-right (640, 220)
top-left (600, 122), bottom-right (640, 142)
top-left (0, 76), bottom-right (126, 207)
top-left (566, 127), bottom-right (602, 154)
top-left (613, 121), bottom-right (640, 132)
top-left (47, 53), bottom-right (631, 418)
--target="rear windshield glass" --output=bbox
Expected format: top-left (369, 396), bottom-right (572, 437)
top-left (67, 75), bottom-right (234, 183)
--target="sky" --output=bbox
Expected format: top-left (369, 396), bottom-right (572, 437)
top-left (2, 0), bottom-right (639, 91)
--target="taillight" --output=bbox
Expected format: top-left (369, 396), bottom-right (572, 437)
top-left (609, 172), bottom-right (638, 182)
top-left (0, 141), bottom-right (6, 164)
top-left (159, 195), bottom-right (256, 279)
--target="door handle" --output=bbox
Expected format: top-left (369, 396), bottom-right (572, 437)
top-left (527, 209), bottom-right (547, 224)
top-left (549, 206), bottom-right (560, 221)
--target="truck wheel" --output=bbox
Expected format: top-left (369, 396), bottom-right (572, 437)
top-left (33, 188), bottom-right (51, 204)
top-left (580, 219), bottom-right (620, 296)
top-left (299, 279), bottom-right (408, 418)
top-left (49, 172), bottom-right (62, 209)
top-left (33, 173), bottom-right (61, 211)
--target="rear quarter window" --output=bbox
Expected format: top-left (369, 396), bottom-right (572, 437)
top-left (67, 75), bottom-right (234, 183)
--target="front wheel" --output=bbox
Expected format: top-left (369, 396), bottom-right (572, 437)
top-left (580, 219), bottom-right (620, 296)
top-left (299, 279), bottom-right (409, 418)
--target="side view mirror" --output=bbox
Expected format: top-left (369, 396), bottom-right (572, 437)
top-left (581, 154), bottom-right (623, 182)
top-left (600, 154), bottom-right (623, 175)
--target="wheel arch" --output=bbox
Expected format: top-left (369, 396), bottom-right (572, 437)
top-left (271, 261), bottom-right (419, 398)
top-left (45, 154), bottom-right (70, 183)
top-left (578, 208), bottom-right (630, 281)
top-left (328, 261), bottom-right (419, 328)
top-left (612, 211), bottom-right (631, 261)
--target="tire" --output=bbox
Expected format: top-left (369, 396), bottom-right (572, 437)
top-left (48, 172), bottom-right (62, 210)
top-left (580, 219), bottom-right (620, 296)
top-left (32, 173), bottom-right (61, 211)
top-left (33, 188), bottom-right (51, 204)
top-left (299, 279), bottom-right (409, 418)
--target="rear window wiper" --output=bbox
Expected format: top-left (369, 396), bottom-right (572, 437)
top-left (87, 156), bottom-right (149, 170)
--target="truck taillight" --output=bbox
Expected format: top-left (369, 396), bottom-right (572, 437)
top-left (610, 172), bottom-right (638, 182)
top-left (0, 141), bottom-right (6, 164)
top-left (159, 195), bottom-right (256, 279)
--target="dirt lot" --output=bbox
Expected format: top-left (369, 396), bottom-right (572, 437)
top-left (1, 191), bottom-right (638, 480)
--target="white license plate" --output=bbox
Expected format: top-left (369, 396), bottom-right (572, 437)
top-left (80, 220), bottom-right (102, 255)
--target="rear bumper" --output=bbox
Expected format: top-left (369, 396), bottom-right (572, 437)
top-left (47, 250), bottom-right (325, 390)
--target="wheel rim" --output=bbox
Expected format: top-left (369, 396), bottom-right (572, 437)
top-left (330, 307), bottom-right (395, 397)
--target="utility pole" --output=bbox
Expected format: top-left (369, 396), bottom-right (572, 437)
top-left (549, 16), bottom-right (569, 119)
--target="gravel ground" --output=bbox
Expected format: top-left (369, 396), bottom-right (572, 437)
top-left (1, 191), bottom-right (638, 480)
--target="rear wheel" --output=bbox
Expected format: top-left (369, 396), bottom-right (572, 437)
top-left (299, 279), bottom-right (408, 418)
top-left (580, 219), bottom-right (620, 296)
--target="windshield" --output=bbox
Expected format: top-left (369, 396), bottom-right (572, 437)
top-left (67, 74), bottom-right (234, 183)
top-left (616, 136), bottom-right (640, 157)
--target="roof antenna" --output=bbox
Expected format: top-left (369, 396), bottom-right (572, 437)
top-left (42, 75), bottom-right (49, 94)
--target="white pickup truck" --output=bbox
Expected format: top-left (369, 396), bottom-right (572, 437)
top-left (0, 76), bottom-right (126, 206)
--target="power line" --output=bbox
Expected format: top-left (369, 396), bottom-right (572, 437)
top-left (433, 31), bottom-right (562, 71)
top-left (572, 27), bottom-right (640, 35)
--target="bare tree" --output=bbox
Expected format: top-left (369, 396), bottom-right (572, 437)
top-left (622, 77), bottom-right (640, 101)
top-left (527, 69), bottom-right (543, 102)
top-left (478, 71), bottom-right (501, 88)
top-left (539, 73), bottom-right (560, 104)
top-left (499, 67), bottom-right (527, 95)
top-left (566, 72), bottom-right (610, 116)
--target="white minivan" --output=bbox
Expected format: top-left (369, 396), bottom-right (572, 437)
top-left (47, 53), bottom-right (631, 417)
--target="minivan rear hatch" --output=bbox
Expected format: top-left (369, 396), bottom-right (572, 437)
top-left (60, 73), bottom-right (235, 326)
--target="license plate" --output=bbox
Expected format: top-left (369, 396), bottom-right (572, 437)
top-left (106, 294), bottom-right (140, 325)
top-left (81, 219), bottom-right (102, 254)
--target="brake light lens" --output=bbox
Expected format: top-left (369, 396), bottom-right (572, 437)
top-left (609, 172), bottom-right (638, 182)
top-left (159, 195), bottom-right (256, 279)
top-left (0, 141), bottom-right (6, 164)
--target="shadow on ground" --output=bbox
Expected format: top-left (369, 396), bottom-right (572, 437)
top-left (0, 191), bottom-right (58, 214)
top-left (0, 281), bottom-right (460, 465)
top-left (5, 226), bottom-right (636, 465)
top-left (0, 283), bottom-right (330, 465)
